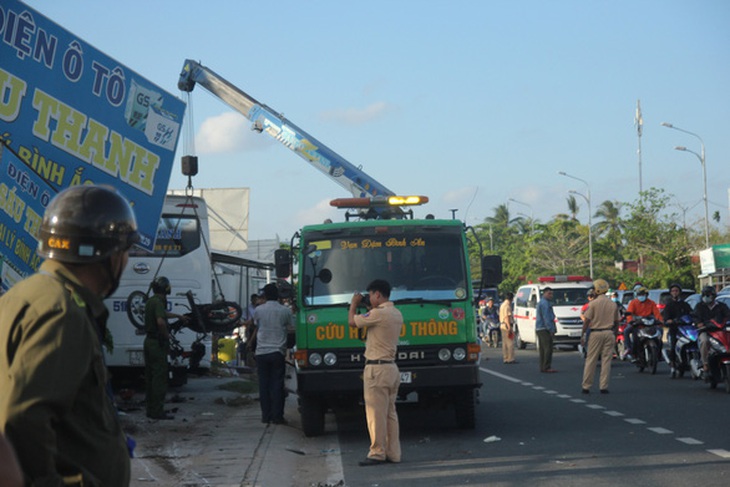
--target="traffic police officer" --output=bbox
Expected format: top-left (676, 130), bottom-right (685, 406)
top-left (0, 185), bottom-right (138, 486)
top-left (348, 279), bottom-right (403, 466)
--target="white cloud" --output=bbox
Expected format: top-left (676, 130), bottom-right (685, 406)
top-left (319, 101), bottom-right (391, 125)
top-left (294, 198), bottom-right (340, 227)
top-left (195, 112), bottom-right (273, 154)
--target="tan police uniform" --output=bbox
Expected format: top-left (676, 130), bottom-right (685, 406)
top-left (581, 293), bottom-right (621, 392)
top-left (353, 301), bottom-right (403, 462)
top-left (0, 260), bottom-right (130, 486)
top-left (499, 298), bottom-right (515, 363)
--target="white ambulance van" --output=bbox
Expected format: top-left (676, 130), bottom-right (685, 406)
top-left (513, 276), bottom-right (593, 350)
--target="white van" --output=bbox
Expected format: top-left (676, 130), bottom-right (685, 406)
top-left (513, 276), bottom-right (593, 350)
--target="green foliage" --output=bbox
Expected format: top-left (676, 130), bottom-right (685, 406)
top-left (466, 187), bottom-right (717, 295)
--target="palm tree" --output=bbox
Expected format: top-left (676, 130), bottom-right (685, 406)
top-left (567, 195), bottom-right (580, 222)
top-left (593, 200), bottom-right (625, 257)
top-left (484, 203), bottom-right (517, 227)
top-left (593, 200), bottom-right (624, 238)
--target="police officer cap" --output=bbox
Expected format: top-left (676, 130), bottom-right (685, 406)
top-left (37, 185), bottom-right (139, 264)
top-left (593, 279), bottom-right (609, 294)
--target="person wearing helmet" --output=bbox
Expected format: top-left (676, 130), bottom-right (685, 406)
top-left (144, 276), bottom-right (188, 420)
top-left (622, 286), bottom-right (662, 360)
top-left (0, 185), bottom-right (139, 486)
top-left (692, 285), bottom-right (730, 376)
top-left (662, 283), bottom-right (693, 374)
top-left (581, 278), bottom-right (620, 394)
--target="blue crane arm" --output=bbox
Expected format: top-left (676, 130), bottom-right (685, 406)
top-left (178, 59), bottom-right (394, 199)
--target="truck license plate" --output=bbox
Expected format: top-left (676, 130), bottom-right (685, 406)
top-left (400, 371), bottom-right (412, 384)
top-left (569, 330), bottom-right (582, 337)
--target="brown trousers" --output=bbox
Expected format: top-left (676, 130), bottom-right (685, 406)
top-left (363, 363), bottom-right (401, 462)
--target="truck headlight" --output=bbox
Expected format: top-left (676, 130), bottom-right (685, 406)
top-left (309, 353), bottom-right (323, 366)
top-left (324, 352), bottom-right (337, 366)
top-left (438, 348), bottom-right (452, 361)
top-left (453, 347), bottom-right (466, 361)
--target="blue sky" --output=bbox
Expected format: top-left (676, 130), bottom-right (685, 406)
top-left (31, 0), bottom-right (730, 243)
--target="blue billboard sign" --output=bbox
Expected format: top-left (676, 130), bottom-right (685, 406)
top-left (0, 147), bottom-right (53, 290)
top-left (0, 0), bottom-right (185, 268)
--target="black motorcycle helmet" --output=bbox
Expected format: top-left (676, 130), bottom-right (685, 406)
top-left (701, 285), bottom-right (716, 298)
top-left (152, 276), bottom-right (171, 295)
top-left (37, 185), bottom-right (139, 263)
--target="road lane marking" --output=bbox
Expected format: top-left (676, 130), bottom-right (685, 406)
top-left (603, 411), bottom-right (624, 417)
top-left (677, 438), bottom-right (703, 445)
top-left (624, 418), bottom-right (646, 425)
top-left (480, 366), bottom-right (725, 459)
top-left (707, 449), bottom-right (730, 459)
top-left (480, 368), bottom-right (523, 383)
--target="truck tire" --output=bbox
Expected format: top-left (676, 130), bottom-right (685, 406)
top-left (454, 388), bottom-right (476, 429)
top-left (300, 395), bottom-right (326, 437)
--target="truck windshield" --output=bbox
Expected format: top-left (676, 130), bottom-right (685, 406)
top-left (301, 228), bottom-right (468, 305)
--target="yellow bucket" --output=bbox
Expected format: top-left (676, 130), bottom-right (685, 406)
top-left (218, 338), bottom-right (237, 363)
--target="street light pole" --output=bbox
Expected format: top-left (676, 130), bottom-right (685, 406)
top-left (661, 122), bottom-right (710, 249)
top-left (558, 171), bottom-right (593, 279)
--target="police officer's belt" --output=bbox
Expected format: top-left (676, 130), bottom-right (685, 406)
top-left (366, 359), bottom-right (394, 364)
top-left (591, 329), bottom-right (613, 332)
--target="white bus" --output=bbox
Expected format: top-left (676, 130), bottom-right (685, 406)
top-left (104, 194), bottom-right (214, 383)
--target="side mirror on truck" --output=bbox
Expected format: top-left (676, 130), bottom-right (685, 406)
top-left (274, 249), bottom-right (291, 278)
top-left (482, 255), bottom-right (503, 286)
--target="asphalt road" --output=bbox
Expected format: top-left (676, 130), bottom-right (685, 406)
top-left (330, 344), bottom-right (730, 487)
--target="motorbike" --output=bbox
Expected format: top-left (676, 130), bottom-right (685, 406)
top-left (698, 319), bottom-right (730, 393)
top-left (126, 289), bottom-right (242, 373)
top-left (662, 315), bottom-right (702, 380)
top-left (615, 321), bottom-right (627, 360)
top-left (485, 318), bottom-right (501, 348)
top-left (627, 316), bottom-right (663, 374)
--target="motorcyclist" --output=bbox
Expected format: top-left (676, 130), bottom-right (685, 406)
top-left (692, 285), bottom-right (730, 376)
top-left (623, 286), bottom-right (662, 360)
top-left (662, 283), bottom-right (692, 372)
top-left (482, 297), bottom-right (500, 347)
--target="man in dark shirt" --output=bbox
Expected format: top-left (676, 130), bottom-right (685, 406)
top-left (662, 283), bottom-right (692, 372)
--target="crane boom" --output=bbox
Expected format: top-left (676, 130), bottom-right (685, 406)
top-left (178, 59), bottom-right (394, 199)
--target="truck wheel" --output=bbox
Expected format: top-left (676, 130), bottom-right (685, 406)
top-left (126, 290), bottom-right (148, 330)
top-left (300, 395), bottom-right (326, 437)
top-left (454, 388), bottom-right (476, 429)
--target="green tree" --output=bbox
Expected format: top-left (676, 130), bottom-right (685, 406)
top-left (622, 188), bottom-right (696, 288)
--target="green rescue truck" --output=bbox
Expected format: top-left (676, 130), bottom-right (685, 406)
top-left (276, 196), bottom-right (501, 436)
